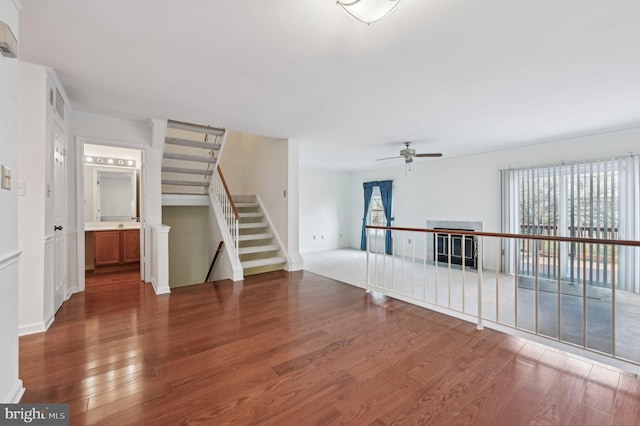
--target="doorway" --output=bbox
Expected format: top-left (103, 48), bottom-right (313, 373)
top-left (77, 142), bottom-right (145, 289)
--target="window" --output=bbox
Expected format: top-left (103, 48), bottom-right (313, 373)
top-left (501, 155), bottom-right (639, 292)
top-left (368, 187), bottom-right (386, 228)
top-left (361, 180), bottom-right (394, 254)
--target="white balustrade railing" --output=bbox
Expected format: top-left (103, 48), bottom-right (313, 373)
top-left (365, 225), bottom-right (640, 373)
top-left (210, 170), bottom-right (239, 255)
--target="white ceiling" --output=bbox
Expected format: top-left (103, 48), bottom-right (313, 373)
top-left (18, 0), bottom-right (640, 171)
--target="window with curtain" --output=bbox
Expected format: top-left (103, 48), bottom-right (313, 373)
top-left (501, 155), bottom-right (639, 292)
top-left (361, 180), bottom-right (394, 255)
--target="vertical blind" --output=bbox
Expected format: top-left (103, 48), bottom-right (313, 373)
top-left (501, 155), bottom-right (639, 292)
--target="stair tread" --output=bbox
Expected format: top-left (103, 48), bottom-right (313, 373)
top-left (161, 191), bottom-right (208, 195)
top-left (163, 152), bottom-right (217, 163)
top-left (238, 222), bottom-right (268, 229)
top-left (237, 233), bottom-right (273, 241)
top-left (167, 119), bottom-right (225, 136)
top-left (162, 180), bottom-right (209, 187)
top-left (241, 257), bottom-right (286, 269)
top-left (238, 245), bottom-right (280, 255)
top-left (165, 137), bottom-right (221, 150)
top-left (235, 202), bottom-right (260, 208)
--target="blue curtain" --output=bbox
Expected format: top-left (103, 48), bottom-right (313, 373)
top-left (360, 182), bottom-right (376, 250)
top-left (378, 180), bottom-right (394, 254)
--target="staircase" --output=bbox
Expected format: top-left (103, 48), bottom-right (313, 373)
top-left (234, 195), bottom-right (286, 275)
top-left (160, 119), bottom-right (286, 280)
top-left (161, 119), bottom-right (224, 197)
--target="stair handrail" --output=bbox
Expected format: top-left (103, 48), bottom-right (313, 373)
top-left (205, 241), bottom-right (224, 282)
top-left (210, 167), bottom-right (240, 254)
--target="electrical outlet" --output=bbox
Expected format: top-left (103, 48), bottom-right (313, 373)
top-left (1, 165), bottom-right (11, 190)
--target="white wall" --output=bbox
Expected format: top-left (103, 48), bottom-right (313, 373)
top-left (162, 206), bottom-right (210, 287)
top-left (220, 130), bottom-right (288, 234)
top-left (0, 0), bottom-right (24, 403)
top-left (17, 64), bottom-right (72, 334)
top-left (348, 127), bottom-right (640, 270)
top-left (16, 62), bottom-right (47, 333)
top-left (219, 130), bottom-right (302, 268)
top-left (299, 168), bottom-right (351, 252)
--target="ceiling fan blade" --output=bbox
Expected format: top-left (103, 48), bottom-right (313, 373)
top-left (376, 156), bottom-right (402, 161)
top-left (415, 153), bottom-right (443, 158)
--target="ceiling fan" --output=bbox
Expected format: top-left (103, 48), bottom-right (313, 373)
top-left (376, 142), bottom-right (443, 164)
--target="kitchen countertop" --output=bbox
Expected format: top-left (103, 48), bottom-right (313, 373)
top-left (85, 222), bottom-right (141, 231)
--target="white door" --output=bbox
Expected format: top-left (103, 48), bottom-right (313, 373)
top-left (53, 128), bottom-right (67, 313)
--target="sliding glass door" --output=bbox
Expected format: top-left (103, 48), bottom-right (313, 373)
top-left (502, 155), bottom-right (639, 291)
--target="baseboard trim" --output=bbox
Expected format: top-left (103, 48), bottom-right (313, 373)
top-left (18, 321), bottom-right (47, 336)
top-left (287, 260), bottom-right (304, 272)
top-left (5, 379), bottom-right (25, 403)
top-left (44, 314), bottom-right (54, 331)
top-left (151, 278), bottom-right (171, 295)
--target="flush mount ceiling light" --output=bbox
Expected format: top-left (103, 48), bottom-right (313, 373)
top-left (337, 0), bottom-right (402, 25)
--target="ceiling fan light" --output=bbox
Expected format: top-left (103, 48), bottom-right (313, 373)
top-left (337, 0), bottom-right (402, 25)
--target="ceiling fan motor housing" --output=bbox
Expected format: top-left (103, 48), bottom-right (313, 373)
top-left (400, 143), bottom-right (415, 162)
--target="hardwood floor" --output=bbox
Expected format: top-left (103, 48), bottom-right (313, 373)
top-left (19, 270), bottom-right (640, 425)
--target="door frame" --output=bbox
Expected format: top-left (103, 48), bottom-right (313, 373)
top-left (52, 122), bottom-right (67, 313)
top-left (75, 137), bottom-right (148, 292)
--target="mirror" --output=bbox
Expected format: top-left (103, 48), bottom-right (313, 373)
top-left (84, 165), bottom-right (139, 223)
top-left (97, 170), bottom-right (136, 221)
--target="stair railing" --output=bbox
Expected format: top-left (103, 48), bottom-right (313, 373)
top-left (211, 167), bottom-right (240, 253)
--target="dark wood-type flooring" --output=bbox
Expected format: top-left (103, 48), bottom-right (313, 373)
top-left (19, 269), bottom-right (640, 425)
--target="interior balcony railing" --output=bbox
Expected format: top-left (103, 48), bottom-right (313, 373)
top-left (365, 225), bottom-right (640, 374)
top-left (519, 224), bottom-right (620, 286)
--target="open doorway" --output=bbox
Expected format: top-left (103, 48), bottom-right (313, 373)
top-left (78, 142), bottom-right (145, 289)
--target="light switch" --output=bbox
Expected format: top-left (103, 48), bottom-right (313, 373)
top-left (1, 165), bottom-right (11, 190)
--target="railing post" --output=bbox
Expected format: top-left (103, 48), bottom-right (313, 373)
top-left (612, 244), bottom-right (616, 357)
top-left (366, 227), bottom-right (370, 293)
top-left (477, 235), bottom-right (484, 330)
top-left (235, 219), bottom-right (239, 253)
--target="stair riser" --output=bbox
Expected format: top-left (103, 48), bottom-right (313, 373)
top-left (242, 264), bottom-right (286, 276)
top-left (239, 252), bottom-right (280, 262)
top-left (161, 187), bottom-right (208, 195)
top-left (241, 257), bottom-right (286, 269)
top-left (231, 195), bottom-right (257, 203)
top-left (238, 245), bottom-right (279, 255)
top-left (238, 223), bottom-right (268, 230)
